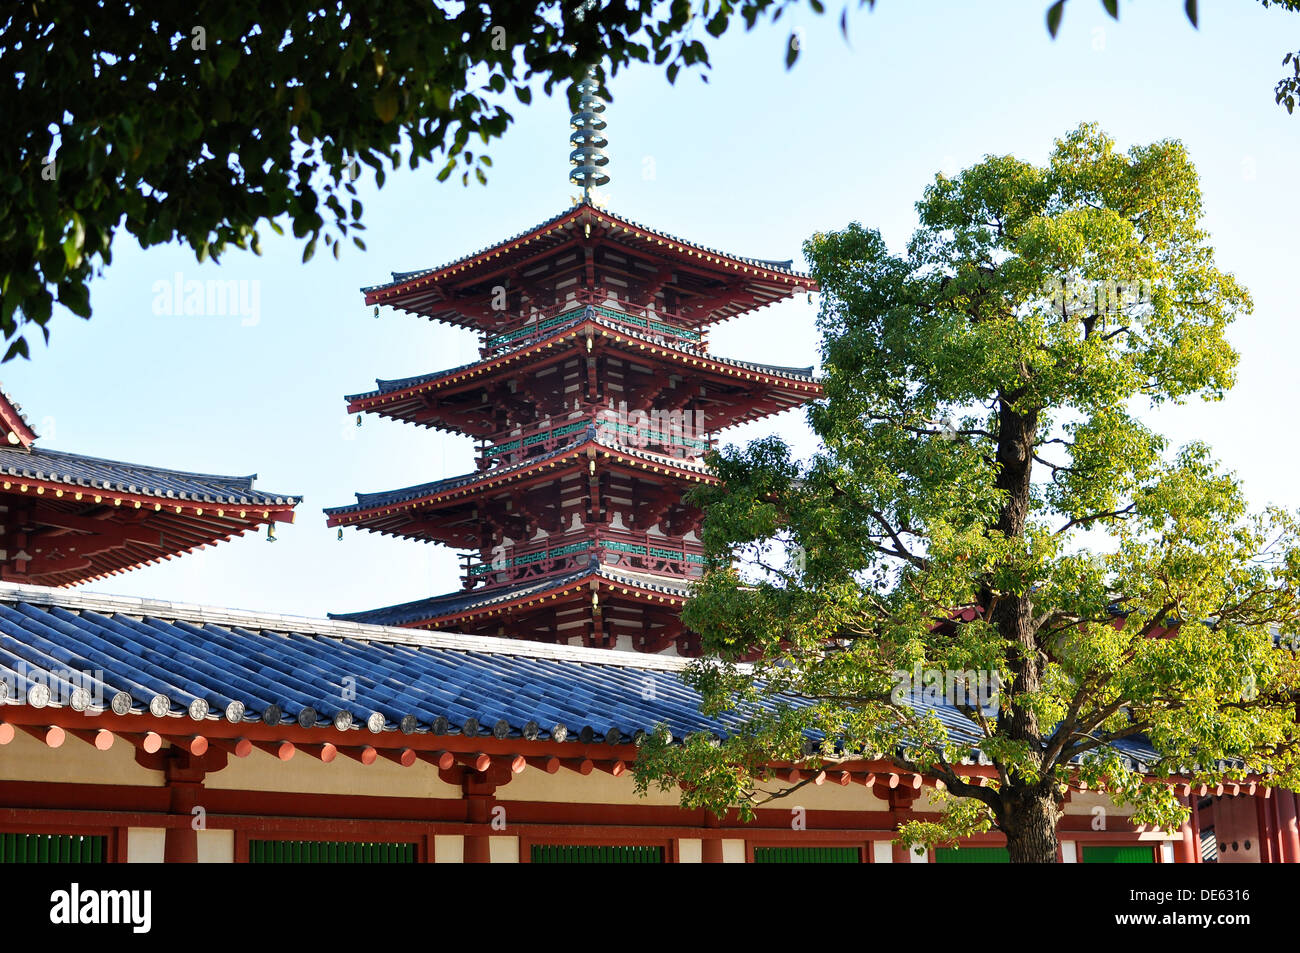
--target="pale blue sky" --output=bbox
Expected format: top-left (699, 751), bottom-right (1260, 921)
top-left (8, 0), bottom-right (1298, 616)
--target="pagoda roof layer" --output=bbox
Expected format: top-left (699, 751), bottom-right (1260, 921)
top-left (324, 425), bottom-right (714, 533)
top-left (360, 202), bottom-right (818, 330)
top-left (345, 311), bottom-right (820, 436)
top-left (0, 445), bottom-right (299, 587)
top-left (0, 446), bottom-right (298, 507)
top-left (0, 580), bottom-right (1163, 767)
top-left (328, 561), bottom-right (695, 630)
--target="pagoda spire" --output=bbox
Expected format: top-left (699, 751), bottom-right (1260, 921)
top-left (568, 66), bottom-right (609, 203)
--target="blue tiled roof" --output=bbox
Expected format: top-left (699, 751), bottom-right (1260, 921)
top-left (0, 582), bottom-right (1161, 768)
top-left (0, 582), bottom-right (740, 742)
top-left (0, 446), bottom-right (299, 507)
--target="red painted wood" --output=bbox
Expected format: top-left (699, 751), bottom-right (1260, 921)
top-left (341, 745), bottom-right (377, 766)
top-left (19, 724), bottom-right (64, 748)
top-left (69, 728), bottom-right (114, 751)
top-left (418, 749), bottom-right (456, 770)
top-left (300, 743), bottom-right (338, 763)
top-left (379, 747), bottom-right (418, 767)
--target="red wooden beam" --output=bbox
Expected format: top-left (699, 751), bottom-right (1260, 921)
top-left (68, 728), bottom-right (114, 751)
top-left (253, 740), bottom-right (296, 761)
top-left (0, 722), bottom-right (13, 745)
top-left (212, 738), bottom-right (254, 758)
top-left (525, 755), bottom-right (560, 774)
top-left (299, 743), bottom-right (338, 763)
top-left (455, 752), bottom-right (491, 773)
top-left (379, 747), bottom-right (418, 768)
top-left (165, 735), bottom-right (208, 757)
top-left (340, 745), bottom-right (377, 766)
top-left (417, 749), bottom-right (455, 770)
top-left (562, 757), bottom-right (594, 776)
top-left (19, 725), bottom-right (64, 748)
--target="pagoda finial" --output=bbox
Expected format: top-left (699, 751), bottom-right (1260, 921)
top-left (569, 66), bottom-right (609, 203)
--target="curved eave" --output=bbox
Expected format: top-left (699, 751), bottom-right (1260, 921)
top-left (345, 318), bottom-right (822, 433)
top-left (0, 484), bottom-right (298, 588)
top-left (325, 438), bottom-right (717, 535)
top-left (360, 203), bottom-right (818, 330)
top-left (333, 570), bottom-right (693, 631)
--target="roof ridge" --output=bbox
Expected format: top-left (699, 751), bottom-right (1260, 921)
top-left (0, 580), bottom-right (697, 672)
top-left (10, 446), bottom-right (262, 488)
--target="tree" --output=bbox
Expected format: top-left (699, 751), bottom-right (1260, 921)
top-left (632, 123), bottom-right (1300, 863)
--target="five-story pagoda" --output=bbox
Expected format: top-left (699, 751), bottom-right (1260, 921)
top-left (326, 74), bottom-right (820, 655)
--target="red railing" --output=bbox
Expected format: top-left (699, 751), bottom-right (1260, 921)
top-left (480, 291), bottom-right (709, 356)
top-left (478, 410), bottom-right (711, 469)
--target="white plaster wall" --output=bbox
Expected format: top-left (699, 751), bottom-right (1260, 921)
top-left (490, 836), bottom-right (519, 863)
top-left (197, 829), bottom-right (234, 863)
top-left (677, 838), bottom-right (702, 863)
top-left (721, 839), bottom-right (745, 863)
top-left (434, 834), bottom-right (464, 863)
top-left (126, 828), bottom-right (165, 862)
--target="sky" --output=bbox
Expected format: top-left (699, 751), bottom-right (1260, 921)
top-left (7, 0), bottom-right (1298, 618)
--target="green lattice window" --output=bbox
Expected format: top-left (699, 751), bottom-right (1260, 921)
top-left (1080, 845), bottom-right (1155, 863)
top-left (753, 846), bottom-right (861, 863)
top-left (1, 833), bottom-right (106, 862)
top-left (248, 839), bottom-right (417, 863)
top-left (530, 844), bottom-right (663, 863)
top-left (934, 846), bottom-right (1011, 863)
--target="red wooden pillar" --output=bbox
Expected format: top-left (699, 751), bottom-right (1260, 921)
top-left (464, 793), bottom-right (492, 863)
top-left (1281, 793), bottom-right (1300, 864)
top-left (1190, 796), bottom-right (1202, 863)
top-left (1178, 796), bottom-right (1198, 864)
top-left (702, 838), bottom-right (724, 863)
top-left (1255, 793), bottom-right (1275, 864)
top-left (163, 779), bottom-right (200, 863)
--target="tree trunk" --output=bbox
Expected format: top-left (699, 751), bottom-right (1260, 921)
top-left (1003, 787), bottom-right (1061, 863)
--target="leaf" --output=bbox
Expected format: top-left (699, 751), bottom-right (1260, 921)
top-left (373, 87), bottom-right (399, 123)
top-left (785, 32), bottom-right (799, 69)
top-left (62, 214), bottom-right (85, 270)
top-left (1101, 0), bottom-right (1118, 19)
top-left (1046, 0), bottom-right (1066, 37)
top-left (57, 280), bottom-right (90, 318)
top-left (302, 236), bottom-right (317, 263)
top-left (1184, 0), bottom-right (1198, 27)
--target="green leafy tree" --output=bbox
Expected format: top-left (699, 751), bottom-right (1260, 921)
top-left (633, 123), bottom-right (1300, 863)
